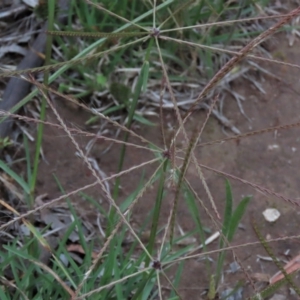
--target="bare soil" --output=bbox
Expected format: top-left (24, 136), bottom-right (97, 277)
top-left (4, 36), bottom-right (300, 299)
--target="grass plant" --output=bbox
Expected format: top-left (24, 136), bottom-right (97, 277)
top-left (0, 0), bottom-right (300, 299)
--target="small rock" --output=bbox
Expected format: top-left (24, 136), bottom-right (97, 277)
top-left (263, 208), bottom-right (280, 222)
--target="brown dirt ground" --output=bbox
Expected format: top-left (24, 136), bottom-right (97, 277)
top-left (5, 35), bottom-right (300, 299)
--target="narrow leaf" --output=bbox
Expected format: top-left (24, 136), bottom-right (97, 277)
top-left (0, 160), bottom-right (30, 194)
top-left (142, 61), bottom-right (150, 92)
top-left (223, 179), bottom-right (233, 237)
top-left (227, 196), bottom-right (251, 241)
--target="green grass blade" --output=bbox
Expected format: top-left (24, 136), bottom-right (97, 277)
top-left (30, 0), bottom-right (56, 199)
top-left (142, 60), bottom-right (150, 92)
top-left (0, 289), bottom-right (9, 300)
top-left (215, 179), bottom-right (233, 285)
top-left (109, 42), bottom-right (153, 231)
top-left (130, 269), bottom-right (156, 300)
top-left (183, 181), bottom-right (207, 246)
top-left (145, 159), bottom-right (168, 267)
top-left (169, 261), bottom-right (184, 299)
top-left (227, 196), bottom-right (251, 241)
top-left (216, 184), bottom-right (250, 287)
top-left (0, 160), bottom-right (30, 194)
top-left (223, 179), bottom-right (233, 237)
top-left (133, 114), bottom-right (156, 126)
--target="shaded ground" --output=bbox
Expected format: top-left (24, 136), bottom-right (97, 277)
top-left (3, 35), bottom-right (300, 298)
